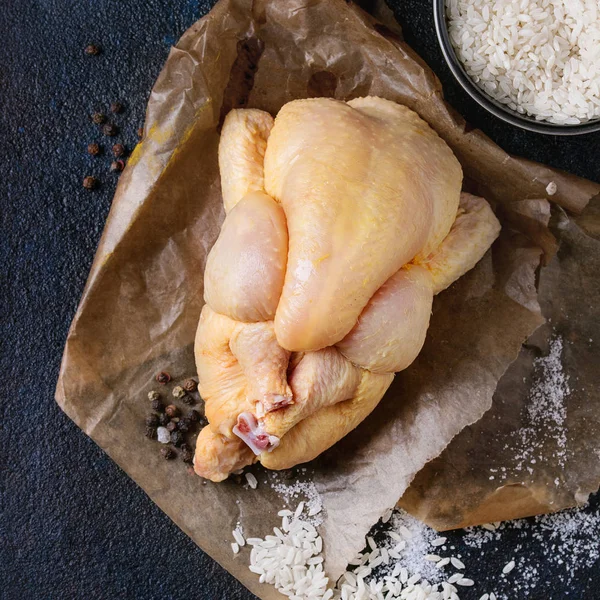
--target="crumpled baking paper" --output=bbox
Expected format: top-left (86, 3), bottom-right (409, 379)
top-left (55, 0), bottom-right (600, 595)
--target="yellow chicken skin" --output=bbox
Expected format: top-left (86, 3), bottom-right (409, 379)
top-left (265, 97), bottom-right (462, 352)
top-left (194, 97), bottom-right (501, 481)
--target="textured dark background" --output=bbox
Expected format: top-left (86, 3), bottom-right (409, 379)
top-left (1, 1), bottom-right (598, 599)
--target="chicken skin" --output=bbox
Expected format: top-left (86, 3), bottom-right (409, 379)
top-left (193, 97), bottom-right (501, 482)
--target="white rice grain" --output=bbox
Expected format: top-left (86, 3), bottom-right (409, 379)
top-left (447, 0), bottom-right (600, 124)
top-left (233, 528), bottom-right (246, 547)
top-left (502, 560), bottom-right (516, 574)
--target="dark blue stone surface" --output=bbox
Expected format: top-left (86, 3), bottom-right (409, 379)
top-left (1, 1), bottom-right (598, 599)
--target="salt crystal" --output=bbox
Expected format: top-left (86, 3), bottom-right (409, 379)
top-left (156, 427), bottom-right (170, 444)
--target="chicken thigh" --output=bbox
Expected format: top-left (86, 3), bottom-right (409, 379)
top-left (193, 97), bottom-right (501, 482)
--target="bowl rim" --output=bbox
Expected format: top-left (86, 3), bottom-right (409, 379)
top-left (433, 0), bottom-right (600, 136)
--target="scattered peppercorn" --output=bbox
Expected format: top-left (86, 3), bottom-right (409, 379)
top-left (166, 421), bottom-right (178, 432)
top-left (170, 431), bottom-right (184, 447)
top-left (83, 176), bottom-right (98, 190)
top-left (183, 378), bottom-right (198, 392)
top-left (231, 474), bottom-right (243, 485)
top-left (156, 371), bottom-right (171, 384)
top-left (177, 419), bottom-right (190, 433)
top-left (198, 416), bottom-right (208, 428)
top-left (151, 398), bottom-right (164, 412)
top-left (165, 404), bottom-right (180, 418)
top-left (137, 127), bottom-right (144, 138)
top-left (158, 413), bottom-right (170, 427)
top-left (161, 447), bottom-right (176, 460)
top-left (87, 143), bottom-right (101, 156)
top-left (85, 44), bottom-right (101, 56)
top-left (112, 143), bottom-right (125, 157)
top-left (180, 443), bottom-right (191, 453)
top-left (187, 410), bottom-right (201, 422)
top-left (181, 449), bottom-right (194, 464)
top-left (110, 160), bottom-right (125, 172)
top-left (110, 102), bottom-right (123, 114)
top-left (103, 123), bottom-right (119, 136)
top-left (182, 395), bottom-right (196, 406)
top-left (172, 385), bottom-right (186, 399)
top-left (145, 414), bottom-right (160, 427)
top-left (91, 112), bottom-right (106, 125)
top-left (145, 426), bottom-right (157, 439)
top-left (148, 390), bottom-right (160, 402)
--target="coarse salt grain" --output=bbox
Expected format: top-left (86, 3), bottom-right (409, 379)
top-left (546, 181), bottom-right (558, 195)
top-left (156, 426), bottom-right (170, 444)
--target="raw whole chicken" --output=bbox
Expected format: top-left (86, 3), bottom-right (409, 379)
top-left (193, 97), bottom-right (501, 482)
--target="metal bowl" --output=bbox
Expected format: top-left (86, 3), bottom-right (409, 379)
top-left (433, 0), bottom-right (600, 136)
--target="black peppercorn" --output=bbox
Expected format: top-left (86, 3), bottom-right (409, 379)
top-left (145, 426), bottom-right (157, 439)
top-left (279, 468), bottom-right (295, 480)
top-left (112, 143), bottom-right (125, 157)
top-left (110, 160), bottom-right (125, 172)
top-left (177, 419), bottom-right (190, 433)
top-left (91, 112), bottom-right (106, 125)
top-left (110, 102), bottom-right (123, 114)
top-left (183, 378), bottom-right (198, 392)
top-left (231, 474), bottom-right (243, 485)
top-left (166, 421), bottom-right (178, 432)
top-left (83, 176), bottom-right (98, 190)
top-left (170, 431), bottom-right (184, 447)
top-left (181, 449), bottom-right (194, 464)
top-left (165, 404), bottom-right (180, 418)
top-left (103, 123), bottom-right (119, 136)
top-left (161, 447), bottom-right (176, 460)
top-left (182, 395), bottom-right (196, 406)
top-left (85, 44), bottom-right (101, 56)
top-left (180, 443), bottom-right (191, 453)
top-left (145, 414), bottom-right (159, 427)
top-left (151, 398), bottom-right (164, 412)
top-left (156, 371), bottom-right (171, 384)
top-left (87, 143), bottom-right (101, 156)
top-left (158, 413), bottom-right (170, 427)
top-left (198, 416), bottom-right (208, 428)
top-left (187, 410), bottom-right (201, 422)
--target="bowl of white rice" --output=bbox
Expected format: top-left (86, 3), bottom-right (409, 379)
top-left (434, 0), bottom-right (600, 135)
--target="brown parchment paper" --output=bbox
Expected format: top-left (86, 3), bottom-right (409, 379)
top-left (55, 0), bottom-right (600, 595)
top-left (399, 200), bottom-right (600, 529)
